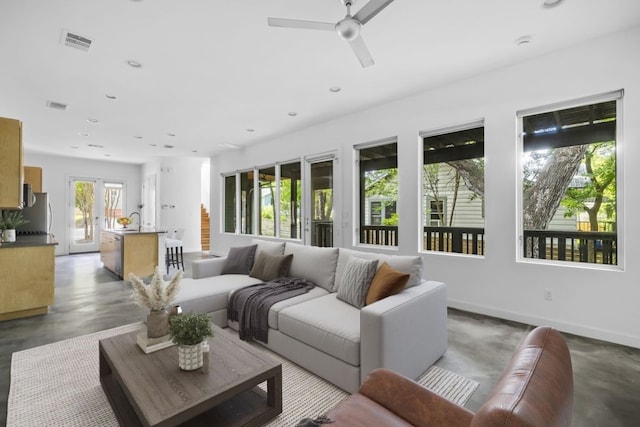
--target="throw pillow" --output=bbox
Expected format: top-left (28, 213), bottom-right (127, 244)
top-left (250, 252), bottom-right (294, 282)
top-left (221, 244), bottom-right (258, 275)
top-left (336, 257), bottom-right (378, 308)
top-left (365, 262), bottom-right (410, 305)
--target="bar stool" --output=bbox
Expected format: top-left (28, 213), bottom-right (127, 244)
top-left (164, 228), bottom-right (185, 274)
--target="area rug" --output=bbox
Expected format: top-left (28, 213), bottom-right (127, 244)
top-left (7, 323), bottom-right (479, 426)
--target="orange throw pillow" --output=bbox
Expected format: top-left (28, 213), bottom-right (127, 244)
top-left (365, 262), bottom-right (410, 305)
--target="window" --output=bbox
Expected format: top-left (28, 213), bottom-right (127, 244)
top-left (240, 171), bottom-right (254, 235)
top-left (422, 123), bottom-right (484, 255)
top-left (518, 92), bottom-right (621, 266)
top-left (357, 141), bottom-right (398, 247)
top-left (258, 167), bottom-right (276, 237)
top-left (223, 175), bottom-right (236, 233)
top-left (280, 161), bottom-right (302, 239)
top-left (222, 161), bottom-right (303, 240)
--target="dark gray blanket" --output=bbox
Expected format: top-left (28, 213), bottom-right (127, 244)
top-left (228, 277), bottom-right (315, 343)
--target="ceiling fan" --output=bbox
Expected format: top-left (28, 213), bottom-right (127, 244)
top-left (267, 0), bottom-right (395, 68)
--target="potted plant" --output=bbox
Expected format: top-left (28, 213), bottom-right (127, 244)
top-left (0, 210), bottom-right (30, 242)
top-left (168, 312), bottom-right (213, 370)
top-left (130, 267), bottom-right (183, 338)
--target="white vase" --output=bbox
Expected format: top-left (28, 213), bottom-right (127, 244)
top-left (178, 343), bottom-right (203, 370)
top-left (2, 229), bottom-right (16, 243)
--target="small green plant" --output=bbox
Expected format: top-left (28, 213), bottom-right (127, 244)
top-left (0, 210), bottom-right (29, 230)
top-left (168, 312), bottom-right (213, 346)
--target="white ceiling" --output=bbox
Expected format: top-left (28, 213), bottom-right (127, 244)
top-left (1, 0), bottom-right (639, 164)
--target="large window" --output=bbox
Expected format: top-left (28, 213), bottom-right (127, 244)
top-left (280, 162), bottom-right (302, 239)
top-left (357, 141), bottom-right (398, 247)
top-left (223, 161), bottom-right (302, 240)
top-left (518, 92), bottom-right (621, 266)
top-left (223, 175), bottom-right (236, 233)
top-left (422, 123), bottom-right (485, 255)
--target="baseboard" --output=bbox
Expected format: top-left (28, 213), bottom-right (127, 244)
top-left (448, 299), bottom-right (640, 349)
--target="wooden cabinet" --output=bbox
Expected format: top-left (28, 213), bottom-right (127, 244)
top-left (0, 117), bottom-right (23, 208)
top-left (0, 244), bottom-right (55, 321)
top-left (101, 230), bottom-right (159, 280)
top-left (24, 166), bottom-right (43, 193)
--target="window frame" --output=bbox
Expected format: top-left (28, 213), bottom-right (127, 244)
top-left (354, 137), bottom-right (399, 248)
top-left (515, 90), bottom-right (624, 270)
top-left (419, 119), bottom-right (485, 256)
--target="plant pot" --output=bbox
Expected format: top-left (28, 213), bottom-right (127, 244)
top-left (2, 229), bottom-right (16, 243)
top-left (147, 308), bottom-right (170, 338)
top-left (178, 343), bottom-right (203, 370)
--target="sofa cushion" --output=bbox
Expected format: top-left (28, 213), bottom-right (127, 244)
top-left (250, 252), bottom-right (293, 282)
top-left (284, 243), bottom-right (339, 291)
top-left (336, 256), bottom-right (378, 308)
top-left (252, 239), bottom-right (286, 256)
top-left (334, 248), bottom-right (423, 291)
top-left (222, 244), bottom-right (258, 275)
top-left (365, 262), bottom-right (410, 305)
top-left (174, 275), bottom-right (263, 314)
top-left (278, 294), bottom-right (361, 366)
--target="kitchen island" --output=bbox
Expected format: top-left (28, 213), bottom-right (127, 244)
top-left (0, 234), bottom-right (57, 321)
top-left (100, 228), bottom-right (166, 280)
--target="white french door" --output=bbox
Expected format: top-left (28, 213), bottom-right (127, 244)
top-left (69, 177), bottom-right (125, 253)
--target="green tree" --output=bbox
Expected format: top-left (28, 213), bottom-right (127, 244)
top-left (561, 142), bottom-right (616, 231)
top-left (75, 182), bottom-right (94, 240)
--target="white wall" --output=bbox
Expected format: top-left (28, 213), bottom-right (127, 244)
top-left (23, 152), bottom-right (142, 256)
top-left (144, 157), bottom-right (207, 253)
top-left (210, 26), bottom-right (640, 348)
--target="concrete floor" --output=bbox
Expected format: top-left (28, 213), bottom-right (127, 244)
top-left (1, 253), bottom-right (639, 426)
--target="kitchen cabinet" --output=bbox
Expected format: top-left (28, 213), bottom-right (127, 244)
top-left (24, 166), bottom-right (43, 193)
top-left (0, 236), bottom-right (57, 321)
top-left (100, 229), bottom-right (161, 280)
top-left (0, 117), bottom-right (23, 209)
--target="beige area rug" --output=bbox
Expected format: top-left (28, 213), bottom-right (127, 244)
top-left (8, 323), bottom-right (479, 426)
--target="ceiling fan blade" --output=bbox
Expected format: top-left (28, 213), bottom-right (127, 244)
top-left (348, 35), bottom-right (374, 68)
top-left (353, 0), bottom-right (395, 25)
top-left (267, 17), bottom-right (335, 32)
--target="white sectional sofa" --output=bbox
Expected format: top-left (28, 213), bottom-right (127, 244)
top-left (174, 240), bottom-right (448, 393)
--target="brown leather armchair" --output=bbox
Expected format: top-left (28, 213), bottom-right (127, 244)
top-left (326, 326), bottom-right (573, 427)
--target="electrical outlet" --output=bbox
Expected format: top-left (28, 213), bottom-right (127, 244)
top-left (544, 288), bottom-right (553, 301)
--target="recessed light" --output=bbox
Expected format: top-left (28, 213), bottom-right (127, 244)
top-left (192, 150), bottom-right (198, 153)
top-left (105, 94), bottom-right (117, 100)
top-left (542, 0), bottom-right (563, 8)
top-left (288, 112), bottom-right (297, 117)
top-left (88, 143), bottom-right (104, 148)
top-left (246, 128), bottom-right (255, 132)
top-left (167, 132), bottom-right (176, 137)
top-left (133, 135), bottom-right (143, 139)
top-left (516, 35), bottom-right (532, 46)
top-left (71, 146), bottom-right (79, 149)
top-left (104, 154), bottom-right (111, 157)
top-left (163, 145), bottom-right (175, 149)
top-left (79, 132), bottom-right (90, 137)
top-left (329, 86), bottom-right (341, 93)
top-left (150, 144), bottom-right (157, 147)
top-left (86, 118), bottom-right (98, 123)
top-left (127, 59), bottom-right (142, 68)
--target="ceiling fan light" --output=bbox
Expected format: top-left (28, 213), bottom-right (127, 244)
top-left (336, 18), bottom-right (360, 41)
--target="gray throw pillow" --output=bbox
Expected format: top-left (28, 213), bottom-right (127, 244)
top-left (336, 256), bottom-right (378, 308)
top-left (250, 252), bottom-right (294, 282)
top-left (221, 244), bottom-right (258, 275)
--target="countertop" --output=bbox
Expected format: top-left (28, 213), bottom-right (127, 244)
top-left (103, 228), bottom-right (168, 236)
top-left (0, 234), bottom-right (58, 248)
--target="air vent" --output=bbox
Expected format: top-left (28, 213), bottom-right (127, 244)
top-left (46, 100), bottom-right (69, 111)
top-left (61, 29), bottom-right (93, 52)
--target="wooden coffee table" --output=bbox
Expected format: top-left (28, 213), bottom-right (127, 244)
top-left (99, 325), bottom-right (282, 426)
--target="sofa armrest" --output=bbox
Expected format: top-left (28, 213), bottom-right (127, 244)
top-left (192, 257), bottom-right (227, 279)
top-left (360, 280), bottom-right (448, 384)
top-left (358, 368), bottom-right (473, 427)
